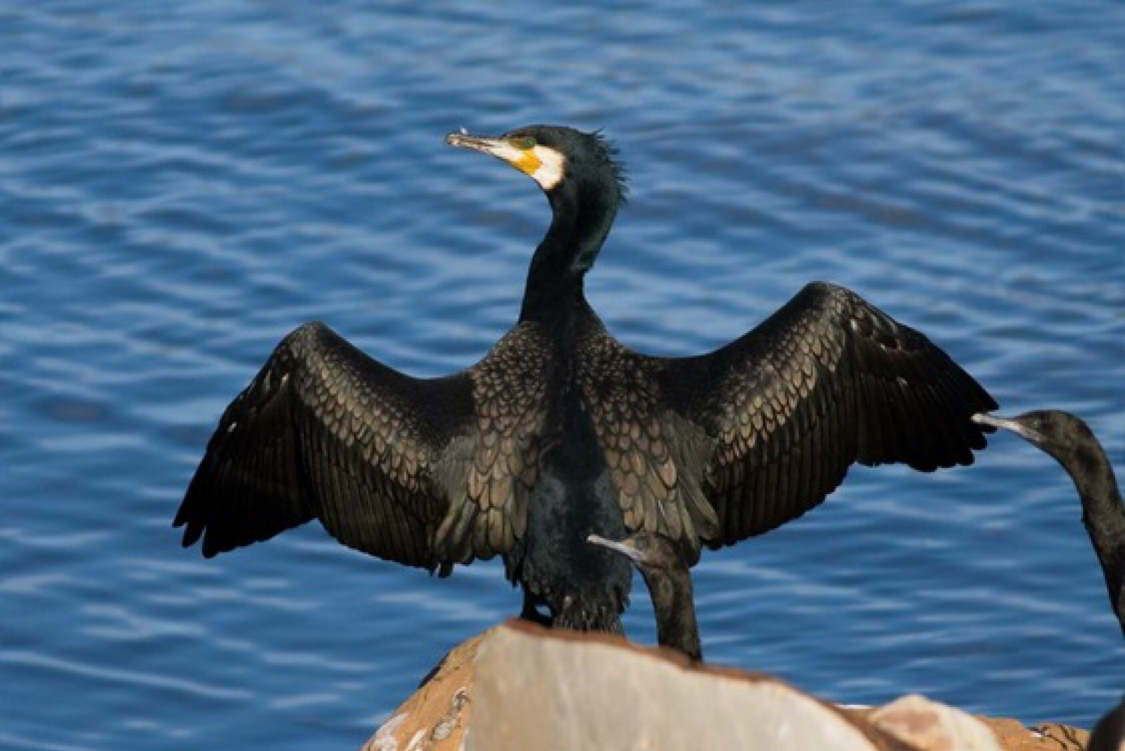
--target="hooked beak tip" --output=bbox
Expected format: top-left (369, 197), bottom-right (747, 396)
top-left (446, 131), bottom-right (488, 150)
top-left (587, 534), bottom-right (645, 565)
top-left (972, 412), bottom-right (1005, 430)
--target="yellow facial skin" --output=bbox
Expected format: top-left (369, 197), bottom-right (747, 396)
top-left (512, 147), bottom-right (543, 177)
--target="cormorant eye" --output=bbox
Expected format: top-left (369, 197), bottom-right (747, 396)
top-left (511, 136), bottom-right (537, 150)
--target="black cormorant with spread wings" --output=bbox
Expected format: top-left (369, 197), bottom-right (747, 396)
top-left (176, 125), bottom-right (996, 634)
top-left (974, 410), bottom-right (1123, 635)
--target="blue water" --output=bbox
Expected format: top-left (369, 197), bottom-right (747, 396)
top-left (2, 2), bottom-right (1122, 748)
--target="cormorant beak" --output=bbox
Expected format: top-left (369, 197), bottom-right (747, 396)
top-left (446, 131), bottom-right (503, 154)
top-left (447, 131), bottom-right (531, 169)
top-left (586, 533), bottom-right (648, 565)
top-left (972, 413), bottom-right (1041, 444)
top-left (446, 130), bottom-right (565, 190)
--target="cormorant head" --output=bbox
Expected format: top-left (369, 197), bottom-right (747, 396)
top-left (588, 530), bottom-right (701, 661)
top-left (446, 125), bottom-right (626, 204)
top-left (972, 410), bottom-right (1095, 464)
top-left (447, 125), bottom-right (628, 310)
top-left (586, 531), bottom-right (678, 576)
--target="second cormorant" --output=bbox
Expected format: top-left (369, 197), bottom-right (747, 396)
top-left (588, 531), bottom-right (702, 660)
top-left (176, 125), bottom-right (997, 635)
top-left (974, 410), bottom-right (1124, 635)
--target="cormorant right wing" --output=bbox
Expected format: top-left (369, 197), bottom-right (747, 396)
top-left (659, 282), bottom-right (997, 549)
top-left (175, 321), bottom-right (546, 571)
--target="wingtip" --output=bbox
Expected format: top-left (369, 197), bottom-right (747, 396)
top-left (172, 502), bottom-right (189, 529)
top-left (178, 519), bottom-right (204, 550)
top-left (201, 536), bottom-right (219, 558)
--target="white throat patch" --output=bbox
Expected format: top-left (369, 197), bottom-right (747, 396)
top-left (529, 145), bottom-right (565, 190)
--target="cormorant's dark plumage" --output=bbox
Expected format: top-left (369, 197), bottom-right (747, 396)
top-left (974, 410), bottom-right (1124, 635)
top-left (588, 532), bottom-right (701, 660)
top-left (176, 124), bottom-right (997, 635)
top-left (1089, 696), bottom-right (1125, 751)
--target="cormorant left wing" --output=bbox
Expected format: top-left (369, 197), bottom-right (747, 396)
top-left (656, 282), bottom-right (997, 549)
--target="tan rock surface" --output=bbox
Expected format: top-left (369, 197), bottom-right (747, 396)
top-left (468, 621), bottom-right (912, 750)
top-left (978, 719), bottom-right (1088, 751)
top-left (364, 622), bottom-right (1092, 751)
top-left (362, 630), bottom-right (489, 751)
top-left (870, 694), bottom-right (1001, 751)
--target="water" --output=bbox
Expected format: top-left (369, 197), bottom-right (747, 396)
top-left (2, 1), bottom-right (1122, 748)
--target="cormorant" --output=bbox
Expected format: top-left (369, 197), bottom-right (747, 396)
top-left (1089, 696), bottom-right (1125, 751)
top-left (175, 124), bottom-right (996, 635)
top-left (973, 410), bottom-right (1124, 635)
top-left (587, 532), bottom-right (701, 660)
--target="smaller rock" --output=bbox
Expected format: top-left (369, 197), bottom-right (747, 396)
top-left (869, 694), bottom-right (1001, 751)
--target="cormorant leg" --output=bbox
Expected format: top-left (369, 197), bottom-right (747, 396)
top-left (520, 590), bottom-right (553, 627)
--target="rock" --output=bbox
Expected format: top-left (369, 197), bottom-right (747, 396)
top-left (362, 630), bottom-right (488, 751)
top-left (979, 718), bottom-right (1089, 750)
top-left (466, 621), bottom-right (911, 750)
top-left (364, 621), bottom-right (1093, 751)
top-left (869, 694), bottom-right (1001, 751)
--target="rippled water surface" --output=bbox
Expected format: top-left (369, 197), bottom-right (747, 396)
top-left (2, 2), bottom-right (1123, 748)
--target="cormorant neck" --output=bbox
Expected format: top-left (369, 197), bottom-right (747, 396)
top-left (645, 568), bottom-right (702, 662)
top-left (519, 179), bottom-right (618, 323)
top-left (1067, 441), bottom-right (1125, 608)
top-left (1059, 441), bottom-right (1125, 546)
